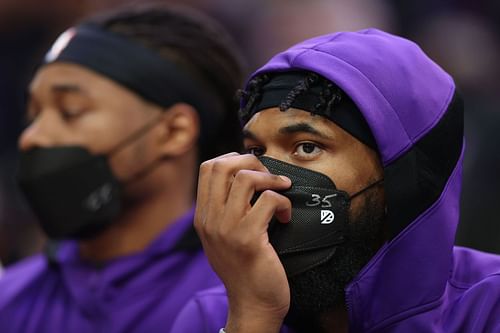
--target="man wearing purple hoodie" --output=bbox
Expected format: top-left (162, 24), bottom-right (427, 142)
top-left (0, 5), bottom-right (244, 333)
top-left (172, 29), bottom-right (500, 332)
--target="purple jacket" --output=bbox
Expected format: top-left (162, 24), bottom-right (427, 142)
top-left (171, 29), bottom-right (500, 332)
top-left (0, 208), bottom-right (221, 332)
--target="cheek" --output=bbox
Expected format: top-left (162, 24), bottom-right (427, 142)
top-left (317, 149), bottom-right (381, 195)
top-left (314, 157), bottom-right (360, 194)
top-left (107, 134), bottom-right (154, 180)
top-left (81, 111), bottom-right (142, 154)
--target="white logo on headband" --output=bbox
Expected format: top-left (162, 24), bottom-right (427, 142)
top-left (45, 28), bottom-right (77, 63)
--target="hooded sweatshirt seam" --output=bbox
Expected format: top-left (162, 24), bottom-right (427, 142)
top-left (195, 298), bottom-right (211, 333)
top-left (366, 296), bottom-right (446, 333)
top-left (287, 34), bottom-right (342, 65)
top-left (448, 279), bottom-right (472, 290)
top-left (0, 255), bottom-right (48, 310)
top-left (449, 272), bottom-right (500, 290)
top-left (409, 79), bottom-right (455, 145)
top-left (349, 137), bottom-right (464, 287)
top-left (372, 274), bottom-right (500, 332)
top-left (247, 35), bottom-right (341, 89)
top-left (292, 47), bottom-right (412, 161)
top-left (348, 144), bottom-right (464, 331)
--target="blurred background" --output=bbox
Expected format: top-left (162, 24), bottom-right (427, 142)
top-left (1, 0), bottom-right (499, 267)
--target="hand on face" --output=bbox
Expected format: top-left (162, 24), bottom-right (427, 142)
top-left (195, 106), bottom-right (385, 332)
top-left (194, 152), bottom-right (292, 332)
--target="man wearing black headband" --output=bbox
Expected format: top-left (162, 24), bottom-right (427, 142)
top-left (173, 29), bottom-right (500, 333)
top-left (0, 5), bottom-right (243, 332)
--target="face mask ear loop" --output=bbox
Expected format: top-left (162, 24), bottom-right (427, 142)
top-left (349, 178), bottom-right (384, 200)
top-left (105, 113), bottom-right (167, 186)
top-left (121, 156), bottom-right (167, 185)
top-left (107, 112), bottom-right (165, 157)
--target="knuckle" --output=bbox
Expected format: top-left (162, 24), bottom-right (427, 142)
top-left (260, 189), bottom-right (279, 201)
top-left (272, 174), bottom-right (284, 183)
top-left (205, 211), bottom-right (232, 239)
top-left (211, 158), bottom-right (230, 174)
top-left (227, 151), bottom-right (241, 157)
top-left (199, 160), bottom-right (213, 174)
top-left (242, 154), bottom-right (267, 170)
top-left (233, 169), bottom-right (254, 186)
top-left (240, 153), bottom-right (259, 164)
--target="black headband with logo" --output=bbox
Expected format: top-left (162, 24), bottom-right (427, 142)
top-left (44, 23), bottom-right (221, 139)
top-left (239, 71), bottom-right (377, 150)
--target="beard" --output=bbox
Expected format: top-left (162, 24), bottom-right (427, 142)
top-left (284, 190), bottom-right (387, 332)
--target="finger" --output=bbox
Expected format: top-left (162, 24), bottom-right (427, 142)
top-left (197, 153), bottom-right (240, 208)
top-left (207, 154), bottom-right (270, 209)
top-left (224, 169), bottom-right (291, 218)
top-left (244, 190), bottom-right (292, 233)
top-left (195, 152), bottom-right (240, 230)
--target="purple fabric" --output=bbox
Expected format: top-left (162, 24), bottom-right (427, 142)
top-left (0, 208), bottom-right (221, 333)
top-left (251, 29), bottom-right (455, 166)
top-left (171, 29), bottom-right (500, 332)
top-left (171, 285), bottom-right (294, 333)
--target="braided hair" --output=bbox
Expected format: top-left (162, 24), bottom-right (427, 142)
top-left (83, 4), bottom-right (245, 162)
top-left (279, 72), bottom-right (319, 112)
top-left (238, 74), bottom-right (270, 122)
top-left (239, 71), bottom-right (343, 124)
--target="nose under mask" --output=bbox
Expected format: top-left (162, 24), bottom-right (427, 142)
top-left (17, 114), bottom-right (162, 240)
top-left (18, 147), bottom-right (122, 240)
top-left (258, 156), bottom-right (382, 277)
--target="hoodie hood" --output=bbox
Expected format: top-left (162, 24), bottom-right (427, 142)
top-left (247, 29), bottom-right (464, 331)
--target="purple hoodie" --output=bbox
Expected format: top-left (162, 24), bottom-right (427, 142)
top-left (171, 29), bottom-right (500, 332)
top-left (0, 208), bottom-right (221, 332)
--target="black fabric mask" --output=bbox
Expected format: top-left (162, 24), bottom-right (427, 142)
top-left (258, 156), bottom-right (382, 277)
top-left (18, 147), bottom-right (121, 239)
top-left (17, 115), bottom-right (161, 240)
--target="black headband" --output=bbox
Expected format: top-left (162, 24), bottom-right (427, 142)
top-left (239, 71), bottom-right (377, 150)
top-left (44, 24), bottom-right (221, 139)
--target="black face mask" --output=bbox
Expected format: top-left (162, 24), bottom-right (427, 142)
top-left (17, 116), bottom-right (161, 240)
top-left (258, 156), bottom-right (382, 277)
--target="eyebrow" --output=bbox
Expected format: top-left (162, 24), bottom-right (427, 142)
top-left (243, 122), bottom-right (334, 143)
top-left (278, 122), bottom-right (333, 140)
top-left (242, 129), bottom-right (259, 141)
top-left (51, 83), bottom-right (87, 95)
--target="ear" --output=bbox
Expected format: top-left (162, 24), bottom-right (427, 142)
top-left (156, 103), bottom-right (200, 158)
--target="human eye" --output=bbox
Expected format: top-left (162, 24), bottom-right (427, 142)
top-left (293, 142), bottom-right (322, 159)
top-left (245, 145), bottom-right (266, 157)
top-left (60, 107), bottom-right (85, 121)
top-left (57, 93), bottom-right (91, 121)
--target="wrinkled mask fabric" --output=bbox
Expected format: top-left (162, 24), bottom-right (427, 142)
top-left (17, 116), bottom-right (161, 240)
top-left (18, 147), bottom-right (121, 239)
top-left (258, 156), bottom-right (382, 277)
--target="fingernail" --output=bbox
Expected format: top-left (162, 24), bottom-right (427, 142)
top-left (279, 175), bottom-right (290, 182)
